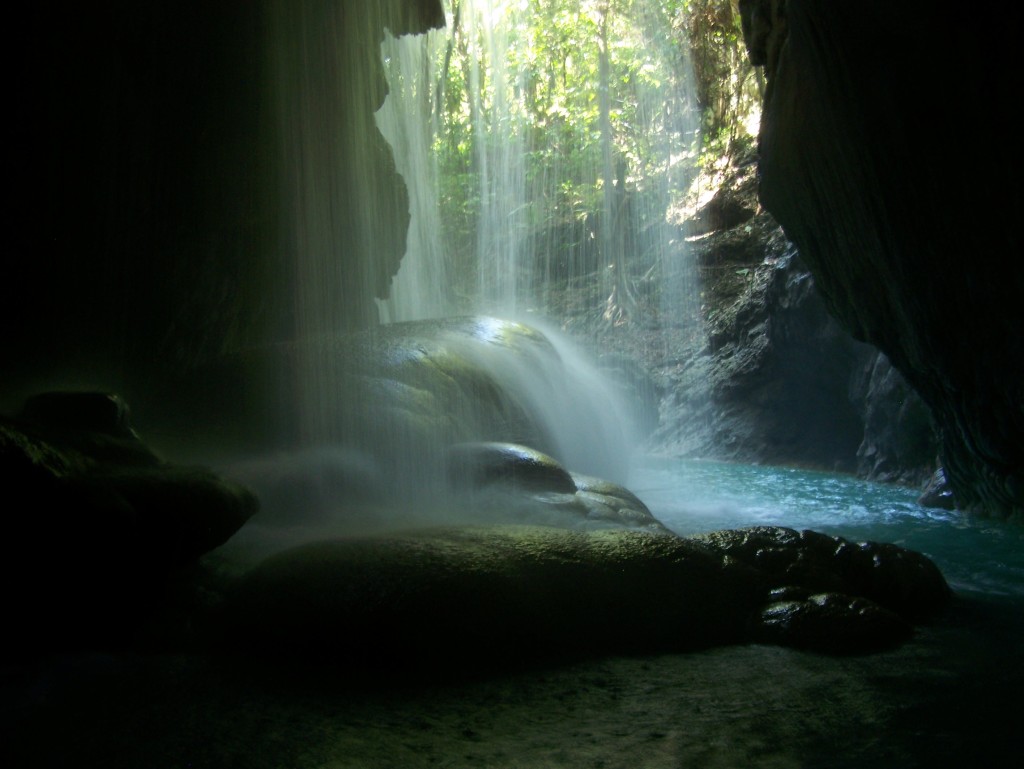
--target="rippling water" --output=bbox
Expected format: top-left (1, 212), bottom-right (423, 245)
top-left (631, 457), bottom-right (1024, 598)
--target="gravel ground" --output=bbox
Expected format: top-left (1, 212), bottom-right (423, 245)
top-left (4, 591), bottom-right (1021, 769)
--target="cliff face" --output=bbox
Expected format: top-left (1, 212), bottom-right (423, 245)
top-left (650, 171), bottom-right (938, 486)
top-left (739, 0), bottom-right (1023, 517)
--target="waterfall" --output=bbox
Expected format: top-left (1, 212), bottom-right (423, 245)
top-left (376, 1), bottom-right (533, 321)
top-left (375, 28), bottom-right (454, 323)
top-left (230, 0), bottom-right (706, 536)
top-left (374, 0), bottom-right (705, 440)
top-left (376, 0), bottom-right (704, 334)
top-left (267, 0), bottom-right (418, 445)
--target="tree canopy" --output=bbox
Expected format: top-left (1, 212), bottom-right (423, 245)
top-left (379, 0), bottom-right (758, 320)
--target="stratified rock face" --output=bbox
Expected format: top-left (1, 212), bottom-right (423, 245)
top-left (739, 0), bottom-right (1023, 517)
top-left (849, 349), bottom-right (938, 488)
top-left (652, 159), bottom-right (939, 483)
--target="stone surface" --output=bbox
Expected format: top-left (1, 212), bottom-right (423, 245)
top-left (214, 523), bottom-right (950, 673)
top-left (447, 442), bottom-right (579, 494)
top-left (214, 525), bottom-right (760, 671)
top-left (1, 392), bottom-right (258, 650)
top-left (689, 525), bottom-right (952, 621)
top-left (553, 154), bottom-right (942, 490)
top-left (848, 349), bottom-right (939, 488)
top-left (654, 222), bottom-right (869, 472)
top-left (751, 589), bottom-right (913, 654)
top-left (440, 442), bottom-right (670, 534)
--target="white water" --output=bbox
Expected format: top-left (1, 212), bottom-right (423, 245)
top-left (371, 0), bottom-right (706, 498)
top-left (434, 316), bottom-right (640, 483)
top-left (375, 27), bottom-right (453, 323)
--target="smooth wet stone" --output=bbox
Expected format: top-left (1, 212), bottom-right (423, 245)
top-left (750, 591), bottom-right (913, 654)
top-left (690, 526), bottom-right (952, 620)
top-left (572, 473), bottom-right (670, 534)
top-left (572, 473), bottom-right (652, 514)
top-left (445, 442), bottom-right (671, 533)
top-left (576, 491), bottom-right (619, 521)
top-left (447, 441), bottom-right (578, 493)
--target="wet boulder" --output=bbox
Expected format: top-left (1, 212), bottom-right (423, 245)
top-left (445, 441), bottom-right (670, 534)
top-left (749, 587), bottom-right (913, 654)
top-left (214, 523), bottom-right (951, 673)
top-left (1, 391), bottom-right (258, 650)
top-left (215, 525), bottom-right (762, 673)
top-left (689, 526), bottom-right (952, 622)
top-left (571, 472), bottom-right (668, 532)
top-left (447, 441), bottom-right (577, 494)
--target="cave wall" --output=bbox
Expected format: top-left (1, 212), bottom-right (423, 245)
top-left (5, 3), bottom-right (266, 407)
top-left (2, 1), bottom-right (443, 422)
top-left (739, 0), bottom-right (1023, 517)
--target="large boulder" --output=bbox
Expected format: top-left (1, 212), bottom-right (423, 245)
top-left (0, 392), bottom-right (258, 650)
top-left (444, 441), bottom-right (671, 534)
top-left (214, 523), bottom-right (951, 675)
top-left (739, 0), bottom-right (1022, 517)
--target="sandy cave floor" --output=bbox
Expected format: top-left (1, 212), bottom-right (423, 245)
top-left (4, 592), bottom-right (1023, 769)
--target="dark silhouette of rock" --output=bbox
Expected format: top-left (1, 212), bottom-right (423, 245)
top-left (2, 0), bottom-right (445, 429)
top-left (918, 467), bottom-right (956, 511)
top-left (1, 392), bottom-right (258, 651)
top-left (848, 349), bottom-right (939, 488)
top-left (690, 525), bottom-right (952, 621)
top-left (213, 523), bottom-right (950, 675)
top-left (750, 588), bottom-right (913, 654)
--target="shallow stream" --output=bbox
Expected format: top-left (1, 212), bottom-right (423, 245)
top-left (633, 457), bottom-right (1024, 599)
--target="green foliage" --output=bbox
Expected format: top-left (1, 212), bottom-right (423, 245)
top-left (396, 0), bottom-right (758, 306)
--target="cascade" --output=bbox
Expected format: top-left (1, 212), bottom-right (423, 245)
top-left (375, 27), bottom-right (454, 323)
top-left (370, 0), bottom-right (706, 489)
top-left (221, 0), bottom-right (708, 544)
top-left (377, 0), bottom-right (704, 329)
